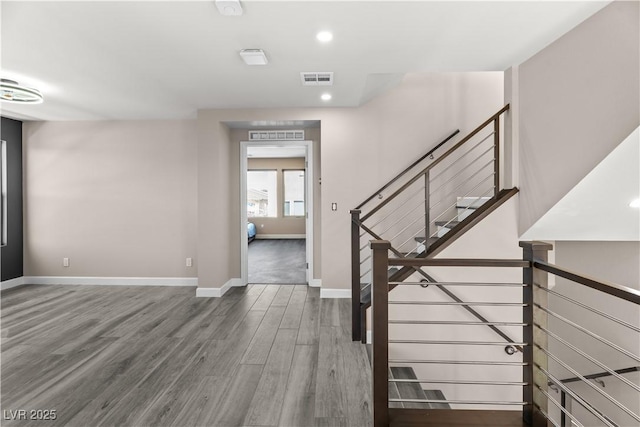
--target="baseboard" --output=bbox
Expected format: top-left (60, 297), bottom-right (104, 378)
top-left (255, 234), bottom-right (305, 239)
top-left (366, 330), bottom-right (372, 344)
top-left (320, 288), bottom-right (351, 299)
top-left (309, 279), bottom-right (321, 288)
top-left (23, 276), bottom-right (198, 287)
top-left (196, 278), bottom-right (241, 298)
top-left (1, 276), bottom-right (26, 290)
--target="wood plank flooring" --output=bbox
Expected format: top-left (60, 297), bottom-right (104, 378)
top-left (1, 284), bottom-right (372, 427)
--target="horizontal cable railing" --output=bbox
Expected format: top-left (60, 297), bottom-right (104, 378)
top-left (355, 129), bottom-right (460, 210)
top-left (520, 243), bottom-right (640, 427)
top-left (371, 240), bottom-right (529, 426)
top-left (351, 105), bottom-right (512, 345)
top-left (369, 240), bottom-right (639, 427)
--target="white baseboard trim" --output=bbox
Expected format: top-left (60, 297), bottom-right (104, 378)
top-left (23, 276), bottom-right (198, 287)
top-left (320, 288), bottom-right (351, 299)
top-left (309, 279), bottom-right (321, 288)
top-left (366, 330), bottom-right (372, 344)
top-left (1, 276), bottom-right (26, 290)
top-left (196, 278), bottom-right (242, 298)
top-left (255, 234), bottom-right (305, 240)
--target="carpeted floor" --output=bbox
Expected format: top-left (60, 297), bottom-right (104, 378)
top-left (248, 239), bottom-right (306, 284)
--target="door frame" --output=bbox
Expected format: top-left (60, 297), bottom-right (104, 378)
top-left (240, 140), bottom-right (314, 285)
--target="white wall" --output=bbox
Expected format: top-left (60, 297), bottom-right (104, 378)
top-left (23, 120), bottom-right (197, 279)
top-left (197, 72), bottom-right (504, 292)
top-left (517, 0), bottom-right (640, 236)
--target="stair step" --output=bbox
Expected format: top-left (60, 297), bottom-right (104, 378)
top-left (389, 369), bottom-right (404, 408)
top-left (360, 283), bottom-right (371, 305)
top-left (413, 236), bottom-right (439, 245)
top-left (423, 389), bottom-right (451, 409)
top-left (435, 220), bottom-right (460, 229)
top-left (456, 196), bottom-right (490, 208)
top-left (390, 367), bottom-right (431, 409)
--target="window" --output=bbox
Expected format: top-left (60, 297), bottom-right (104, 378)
top-left (247, 170), bottom-right (277, 217)
top-left (1, 140), bottom-right (6, 246)
top-left (284, 170), bottom-right (305, 217)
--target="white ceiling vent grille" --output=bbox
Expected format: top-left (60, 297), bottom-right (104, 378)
top-left (249, 130), bottom-right (305, 141)
top-left (300, 72), bottom-right (333, 86)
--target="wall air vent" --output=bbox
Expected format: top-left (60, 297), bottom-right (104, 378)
top-left (300, 72), bottom-right (333, 86)
top-left (248, 130), bottom-right (305, 141)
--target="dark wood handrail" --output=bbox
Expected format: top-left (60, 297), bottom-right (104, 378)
top-left (355, 129), bottom-right (460, 210)
top-left (533, 260), bottom-right (640, 305)
top-left (421, 104), bottom-right (509, 180)
top-left (389, 258), bottom-right (529, 268)
top-left (360, 104), bottom-right (509, 222)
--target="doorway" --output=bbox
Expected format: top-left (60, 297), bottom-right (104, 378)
top-left (240, 141), bottom-right (313, 285)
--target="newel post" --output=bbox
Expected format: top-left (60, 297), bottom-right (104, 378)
top-left (371, 240), bottom-right (391, 427)
top-left (520, 241), bottom-right (553, 426)
top-left (351, 209), bottom-right (362, 342)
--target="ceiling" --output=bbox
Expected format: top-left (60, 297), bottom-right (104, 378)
top-left (0, 0), bottom-right (610, 121)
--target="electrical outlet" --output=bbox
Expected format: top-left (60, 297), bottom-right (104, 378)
top-left (63, 257), bottom-right (70, 267)
top-left (186, 257), bottom-right (193, 267)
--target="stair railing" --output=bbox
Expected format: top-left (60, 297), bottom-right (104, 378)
top-left (369, 240), bottom-right (640, 427)
top-left (522, 245), bottom-right (640, 427)
top-left (351, 105), bottom-right (512, 343)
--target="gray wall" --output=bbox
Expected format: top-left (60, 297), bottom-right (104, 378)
top-left (517, 1), bottom-right (640, 236)
top-left (197, 72), bottom-right (504, 290)
top-left (23, 120), bottom-right (197, 278)
top-left (1, 117), bottom-right (23, 281)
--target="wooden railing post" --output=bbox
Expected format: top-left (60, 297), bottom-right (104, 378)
top-left (520, 241), bottom-right (553, 426)
top-left (424, 171), bottom-right (430, 249)
top-left (494, 115), bottom-right (500, 197)
top-left (351, 209), bottom-right (362, 342)
top-left (371, 240), bottom-right (391, 427)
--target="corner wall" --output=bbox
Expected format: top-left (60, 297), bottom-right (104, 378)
top-left (517, 1), bottom-right (640, 235)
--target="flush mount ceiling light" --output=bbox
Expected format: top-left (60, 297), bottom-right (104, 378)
top-left (321, 93), bottom-right (332, 101)
top-left (630, 198), bottom-right (640, 208)
top-left (215, 0), bottom-right (243, 16)
top-left (316, 31), bottom-right (333, 43)
top-left (0, 79), bottom-right (43, 104)
top-left (239, 49), bottom-right (268, 65)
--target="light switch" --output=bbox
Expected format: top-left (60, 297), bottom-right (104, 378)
top-left (331, 203), bottom-right (337, 211)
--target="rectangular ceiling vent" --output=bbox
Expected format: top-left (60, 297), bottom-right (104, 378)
top-left (249, 130), bottom-right (305, 141)
top-left (300, 72), bottom-right (333, 86)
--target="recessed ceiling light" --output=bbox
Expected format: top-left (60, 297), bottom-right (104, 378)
top-left (630, 199), bottom-right (640, 208)
top-left (316, 31), bottom-right (333, 43)
top-left (239, 49), bottom-right (268, 65)
top-left (0, 79), bottom-right (44, 104)
top-left (215, 0), bottom-right (243, 16)
top-left (321, 93), bottom-right (332, 101)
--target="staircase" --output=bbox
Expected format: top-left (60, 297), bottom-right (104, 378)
top-left (351, 105), bottom-right (519, 346)
top-left (350, 107), bottom-right (640, 426)
top-left (389, 367), bottom-right (451, 410)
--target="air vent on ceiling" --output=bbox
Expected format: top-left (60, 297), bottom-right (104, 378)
top-left (300, 72), bottom-right (333, 86)
top-left (249, 130), bottom-right (305, 141)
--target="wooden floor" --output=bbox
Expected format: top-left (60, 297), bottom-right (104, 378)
top-left (1, 284), bottom-right (372, 427)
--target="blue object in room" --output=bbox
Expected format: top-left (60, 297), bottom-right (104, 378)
top-left (248, 222), bottom-right (257, 242)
